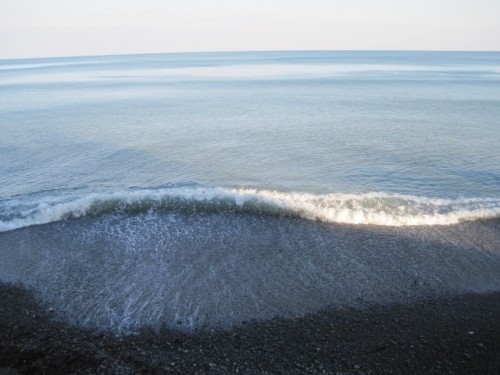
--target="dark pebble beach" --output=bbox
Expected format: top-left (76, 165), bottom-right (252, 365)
top-left (1, 283), bottom-right (499, 374)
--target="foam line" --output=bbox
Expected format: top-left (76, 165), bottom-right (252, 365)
top-left (0, 188), bottom-right (499, 232)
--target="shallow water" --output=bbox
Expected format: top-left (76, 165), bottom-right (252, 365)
top-left (1, 212), bottom-right (499, 333)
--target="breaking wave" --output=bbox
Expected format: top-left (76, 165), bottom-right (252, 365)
top-left (1, 187), bottom-right (499, 232)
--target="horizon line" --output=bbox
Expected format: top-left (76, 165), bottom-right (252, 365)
top-left (1, 48), bottom-right (500, 62)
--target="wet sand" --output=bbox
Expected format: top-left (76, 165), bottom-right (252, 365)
top-left (1, 283), bottom-right (499, 374)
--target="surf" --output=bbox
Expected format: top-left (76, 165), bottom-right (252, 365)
top-left (1, 187), bottom-right (500, 232)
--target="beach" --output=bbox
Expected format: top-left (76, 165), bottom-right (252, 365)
top-left (1, 51), bottom-right (500, 374)
top-left (1, 282), bottom-right (499, 374)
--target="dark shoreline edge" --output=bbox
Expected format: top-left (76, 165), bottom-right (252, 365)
top-left (1, 283), bottom-right (499, 374)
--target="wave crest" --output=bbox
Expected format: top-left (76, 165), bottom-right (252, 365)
top-left (1, 188), bottom-right (499, 232)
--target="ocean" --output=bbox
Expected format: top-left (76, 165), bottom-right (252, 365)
top-left (0, 51), bottom-right (499, 334)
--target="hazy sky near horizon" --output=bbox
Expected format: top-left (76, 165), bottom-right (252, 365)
top-left (1, 0), bottom-right (499, 59)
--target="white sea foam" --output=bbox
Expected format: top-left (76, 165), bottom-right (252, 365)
top-left (1, 188), bottom-right (499, 232)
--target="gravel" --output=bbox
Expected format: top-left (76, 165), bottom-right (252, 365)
top-left (1, 282), bottom-right (499, 374)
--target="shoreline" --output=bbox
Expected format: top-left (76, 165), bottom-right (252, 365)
top-left (1, 283), bottom-right (499, 374)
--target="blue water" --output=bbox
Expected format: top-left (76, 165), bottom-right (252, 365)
top-left (1, 51), bottom-right (500, 333)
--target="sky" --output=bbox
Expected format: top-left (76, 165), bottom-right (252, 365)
top-left (1, 0), bottom-right (499, 59)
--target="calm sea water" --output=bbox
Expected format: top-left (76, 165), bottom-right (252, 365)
top-left (1, 51), bottom-right (499, 333)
